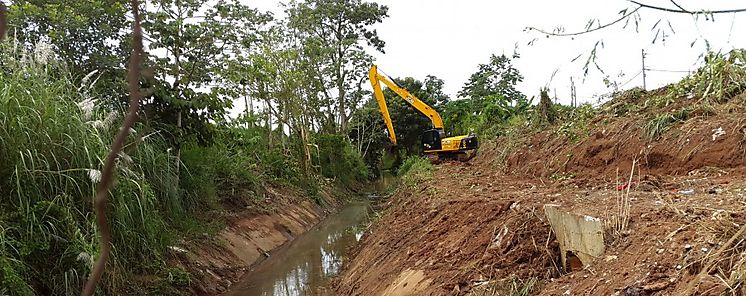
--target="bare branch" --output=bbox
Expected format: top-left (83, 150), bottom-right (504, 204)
top-left (529, 1), bottom-right (746, 38)
top-left (80, 0), bottom-right (143, 295)
top-left (629, 0), bottom-right (746, 14)
top-left (668, 0), bottom-right (689, 13)
top-left (526, 7), bottom-right (641, 37)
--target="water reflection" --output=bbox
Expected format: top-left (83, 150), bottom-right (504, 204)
top-left (224, 202), bottom-right (370, 296)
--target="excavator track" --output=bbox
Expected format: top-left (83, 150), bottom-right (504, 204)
top-left (457, 150), bottom-right (477, 162)
top-left (426, 150), bottom-right (477, 164)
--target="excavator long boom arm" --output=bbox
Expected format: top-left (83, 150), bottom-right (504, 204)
top-left (368, 64), bottom-right (444, 145)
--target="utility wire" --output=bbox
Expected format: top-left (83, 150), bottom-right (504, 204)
top-left (574, 70), bottom-right (641, 104)
top-left (618, 70), bottom-right (642, 89)
top-left (644, 68), bottom-right (691, 73)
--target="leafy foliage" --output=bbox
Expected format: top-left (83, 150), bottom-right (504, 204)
top-left (142, 0), bottom-right (272, 145)
top-left (444, 53), bottom-right (531, 139)
top-left (315, 134), bottom-right (369, 185)
top-left (459, 53), bottom-right (525, 103)
top-left (667, 49), bottom-right (746, 104)
top-left (347, 105), bottom-right (389, 176)
top-left (287, 0), bottom-right (388, 132)
top-left (397, 156), bottom-right (433, 187)
top-left (382, 76), bottom-right (449, 151)
top-left (8, 0), bottom-right (130, 98)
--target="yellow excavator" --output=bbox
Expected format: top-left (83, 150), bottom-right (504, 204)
top-left (368, 64), bottom-right (478, 161)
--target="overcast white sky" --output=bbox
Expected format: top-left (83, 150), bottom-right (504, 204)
top-left (245, 0), bottom-right (745, 106)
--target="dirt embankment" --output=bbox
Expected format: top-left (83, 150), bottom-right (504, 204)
top-left (169, 184), bottom-right (339, 295)
top-left (335, 94), bottom-right (746, 295)
top-left (496, 105), bottom-right (746, 180)
top-left (335, 165), bottom-right (557, 295)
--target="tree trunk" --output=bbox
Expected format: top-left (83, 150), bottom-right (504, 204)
top-left (261, 82), bottom-right (273, 149)
top-left (336, 55), bottom-right (347, 133)
top-left (243, 84), bottom-right (252, 128)
top-left (173, 3), bottom-right (183, 181)
top-left (338, 82), bottom-right (346, 132)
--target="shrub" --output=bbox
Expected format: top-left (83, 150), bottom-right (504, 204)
top-left (315, 134), bottom-right (369, 185)
top-left (397, 156), bottom-right (433, 187)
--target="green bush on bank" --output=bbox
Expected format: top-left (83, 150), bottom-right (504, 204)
top-left (315, 134), bottom-right (369, 185)
top-left (397, 156), bottom-right (433, 187)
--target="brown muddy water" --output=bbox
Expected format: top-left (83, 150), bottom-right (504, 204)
top-left (223, 201), bottom-right (372, 296)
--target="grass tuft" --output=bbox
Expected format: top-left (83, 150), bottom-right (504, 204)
top-left (643, 109), bottom-right (689, 140)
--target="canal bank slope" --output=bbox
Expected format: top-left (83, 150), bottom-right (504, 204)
top-left (336, 159), bottom-right (746, 295)
top-left (168, 182), bottom-right (343, 295)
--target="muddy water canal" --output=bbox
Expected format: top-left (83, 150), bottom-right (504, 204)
top-left (224, 201), bottom-right (372, 296)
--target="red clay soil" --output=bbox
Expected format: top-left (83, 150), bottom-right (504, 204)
top-left (502, 111), bottom-right (746, 180)
top-left (334, 96), bottom-right (746, 295)
top-left (335, 165), bottom-right (559, 295)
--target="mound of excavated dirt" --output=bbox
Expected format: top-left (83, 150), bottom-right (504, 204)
top-left (336, 90), bottom-right (746, 295)
top-left (496, 106), bottom-right (746, 181)
top-left (334, 163), bottom-right (559, 295)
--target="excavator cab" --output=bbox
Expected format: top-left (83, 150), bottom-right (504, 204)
top-left (421, 129), bottom-right (442, 151)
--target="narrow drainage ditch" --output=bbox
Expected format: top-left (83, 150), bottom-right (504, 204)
top-left (223, 201), bottom-right (372, 296)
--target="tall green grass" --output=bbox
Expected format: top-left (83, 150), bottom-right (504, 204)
top-left (0, 42), bottom-right (177, 294)
top-left (643, 109), bottom-right (690, 140)
top-left (397, 156), bottom-right (433, 187)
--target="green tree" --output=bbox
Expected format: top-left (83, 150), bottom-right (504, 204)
top-left (445, 53), bottom-right (529, 136)
top-left (8, 0), bottom-right (131, 98)
top-left (385, 76), bottom-right (448, 152)
top-left (144, 0), bottom-right (271, 138)
top-left (286, 0), bottom-right (388, 132)
top-left (348, 104), bottom-right (387, 176)
top-left (459, 53), bottom-right (524, 102)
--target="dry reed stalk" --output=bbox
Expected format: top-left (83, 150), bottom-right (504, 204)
top-left (622, 159), bottom-right (637, 231)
